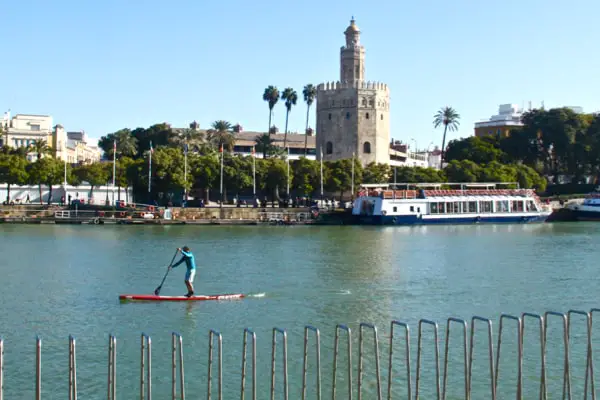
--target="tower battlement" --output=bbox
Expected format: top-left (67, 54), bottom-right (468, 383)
top-left (317, 80), bottom-right (389, 92)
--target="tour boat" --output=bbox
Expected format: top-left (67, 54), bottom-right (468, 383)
top-left (566, 189), bottom-right (600, 221)
top-left (351, 183), bottom-right (552, 225)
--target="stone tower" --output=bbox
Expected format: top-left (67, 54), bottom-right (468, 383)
top-left (316, 18), bottom-right (390, 166)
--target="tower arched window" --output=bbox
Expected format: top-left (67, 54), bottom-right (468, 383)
top-left (346, 112), bottom-right (350, 119)
top-left (362, 98), bottom-right (367, 107)
top-left (326, 142), bottom-right (333, 155)
top-left (328, 113), bottom-right (332, 120)
top-left (366, 112), bottom-right (370, 119)
top-left (380, 114), bottom-right (384, 120)
top-left (363, 142), bottom-right (371, 154)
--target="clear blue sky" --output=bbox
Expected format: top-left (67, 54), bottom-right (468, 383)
top-left (2, 0), bottom-right (599, 151)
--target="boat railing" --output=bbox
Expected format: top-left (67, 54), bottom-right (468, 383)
top-left (5, 307), bottom-right (600, 398)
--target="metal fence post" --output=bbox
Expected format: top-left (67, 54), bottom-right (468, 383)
top-left (442, 318), bottom-right (468, 400)
top-left (207, 330), bottom-right (222, 400)
top-left (140, 333), bottom-right (151, 400)
top-left (171, 332), bottom-right (185, 400)
top-left (36, 336), bottom-right (41, 400)
top-left (240, 328), bottom-right (257, 400)
top-left (332, 324), bottom-right (352, 400)
top-left (468, 317), bottom-right (495, 400)
top-left (107, 334), bottom-right (116, 400)
top-left (521, 313), bottom-right (547, 400)
top-left (302, 325), bottom-right (321, 400)
top-left (494, 314), bottom-right (523, 399)
top-left (358, 323), bottom-right (382, 400)
top-left (69, 335), bottom-right (77, 400)
top-left (0, 337), bottom-right (3, 400)
top-left (388, 321), bottom-right (411, 400)
top-left (567, 310), bottom-right (595, 400)
top-left (270, 328), bottom-right (288, 400)
top-left (415, 319), bottom-right (440, 400)
top-left (544, 311), bottom-right (571, 400)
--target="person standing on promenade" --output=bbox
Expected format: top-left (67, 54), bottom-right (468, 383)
top-left (170, 246), bottom-right (197, 297)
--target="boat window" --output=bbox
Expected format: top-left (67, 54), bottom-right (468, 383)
top-left (393, 206), bottom-right (397, 212)
top-left (511, 200), bottom-right (524, 212)
top-left (526, 200), bottom-right (536, 211)
top-left (495, 200), bottom-right (509, 213)
top-left (410, 206), bottom-right (414, 212)
top-left (431, 203), bottom-right (438, 214)
top-left (461, 201), bottom-right (469, 213)
top-left (446, 202), bottom-right (456, 214)
top-left (417, 207), bottom-right (421, 213)
top-left (468, 201), bottom-right (477, 213)
top-left (479, 201), bottom-right (492, 213)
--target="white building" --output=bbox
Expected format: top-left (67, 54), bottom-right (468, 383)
top-left (1, 110), bottom-right (101, 164)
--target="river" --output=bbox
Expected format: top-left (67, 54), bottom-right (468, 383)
top-left (0, 222), bottom-right (599, 398)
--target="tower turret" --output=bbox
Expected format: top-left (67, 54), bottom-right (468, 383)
top-left (340, 17), bottom-right (365, 83)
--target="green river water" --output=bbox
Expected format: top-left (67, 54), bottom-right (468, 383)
top-left (1, 223), bottom-right (600, 399)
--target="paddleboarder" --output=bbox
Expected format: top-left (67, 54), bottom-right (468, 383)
top-left (170, 246), bottom-right (197, 297)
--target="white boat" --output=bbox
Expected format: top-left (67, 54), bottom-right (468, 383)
top-left (566, 188), bottom-right (600, 221)
top-left (351, 182), bottom-right (552, 225)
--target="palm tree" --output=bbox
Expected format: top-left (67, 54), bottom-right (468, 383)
top-left (30, 139), bottom-right (51, 160)
top-left (281, 87), bottom-right (298, 147)
top-left (170, 128), bottom-right (205, 153)
top-left (113, 129), bottom-right (139, 158)
top-left (263, 86), bottom-right (279, 137)
top-left (302, 84), bottom-right (317, 156)
top-left (433, 107), bottom-right (460, 169)
top-left (255, 133), bottom-right (275, 159)
top-left (207, 120), bottom-right (236, 151)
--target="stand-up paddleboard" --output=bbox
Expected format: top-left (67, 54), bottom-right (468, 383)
top-left (119, 293), bottom-right (245, 302)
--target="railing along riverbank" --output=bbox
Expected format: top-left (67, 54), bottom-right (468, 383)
top-left (0, 205), bottom-right (317, 226)
top-left (2, 307), bottom-right (600, 398)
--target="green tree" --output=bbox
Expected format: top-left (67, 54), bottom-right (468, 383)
top-left (73, 162), bottom-right (110, 199)
top-left (362, 162), bottom-right (390, 184)
top-left (207, 120), bottom-right (235, 151)
top-left (281, 87), bottom-right (298, 147)
top-left (0, 153), bottom-right (29, 203)
top-left (99, 128), bottom-right (139, 159)
top-left (263, 158), bottom-right (287, 202)
top-left (444, 160), bottom-right (481, 182)
top-left (190, 154), bottom-right (219, 202)
top-left (291, 157), bottom-right (320, 197)
top-left (263, 86), bottom-right (280, 137)
top-left (433, 106), bottom-right (460, 169)
top-left (254, 133), bottom-right (276, 159)
top-left (325, 159), bottom-right (354, 200)
top-left (223, 155), bottom-right (252, 199)
top-left (444, 136), bottom-right (506, 164)
top-left (169, 128), bottom-right (205, 154)
top-left (302, 84), bottom-right (317, 156)
top-left (30, 139), bottom-right (52, 160)
top-left (28, 157), bottom-right (65, 204)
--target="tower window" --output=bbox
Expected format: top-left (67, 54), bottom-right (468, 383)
top-left (369, 99), bottom-right (374, 107)
top-left (355, 66), bottom-right (359, 75)
top-left (326, 142), bottom-right (333, 154)
top-left (346, 112), bottom-right (350, 119)
top-left (363, 142), bottom-right (371, 154)
top-left (366, 112), bottom-right (370, 119)
top-left (380, 114), bottom-right (383, 120)
top-left (328, 113), bottom-right (332, 120)
top-left (362, 98), bottom-right (367, 107)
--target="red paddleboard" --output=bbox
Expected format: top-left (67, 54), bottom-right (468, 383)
top-left (119, 293), bottom-right (245, 302)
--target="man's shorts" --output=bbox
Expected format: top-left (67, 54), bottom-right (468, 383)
top-left (185, 269), bottom-right (196, 282)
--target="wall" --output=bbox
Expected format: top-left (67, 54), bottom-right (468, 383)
top-left (0, 184), bottom-right (132, 205)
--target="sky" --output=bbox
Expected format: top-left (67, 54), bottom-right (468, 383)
top-left (2, 0), bottom-right (599, 151)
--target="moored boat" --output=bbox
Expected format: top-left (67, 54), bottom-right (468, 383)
top-left (351, 182), bottom-right (552, 225)
top-left (566, 188), bottom-right (600, 221)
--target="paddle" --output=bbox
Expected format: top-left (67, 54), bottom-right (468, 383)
top-left (154, 249), bottom-right (180, 296)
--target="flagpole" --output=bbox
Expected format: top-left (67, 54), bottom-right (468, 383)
top-left (63, 140), bottom-right (67, 203)
top-left (112, 140), bottom-right (116, 205)
top-left (184, 142), bottom-right (188, 204)
top-left (320, 146), bottom-right (324, 202)
top-left (219, 144), bottom-right (224, 208)
top-left (286, 147), bottom-right (290, 198)
top-left (351, 152), bottom-right (355, 196)
top-left (148, 141), bottom-right (152, 195)
top-left (252, 146), bottom-right (256, 197)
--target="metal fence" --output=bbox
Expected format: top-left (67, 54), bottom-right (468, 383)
top-left (2, 307), bottom-right (600, 399)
